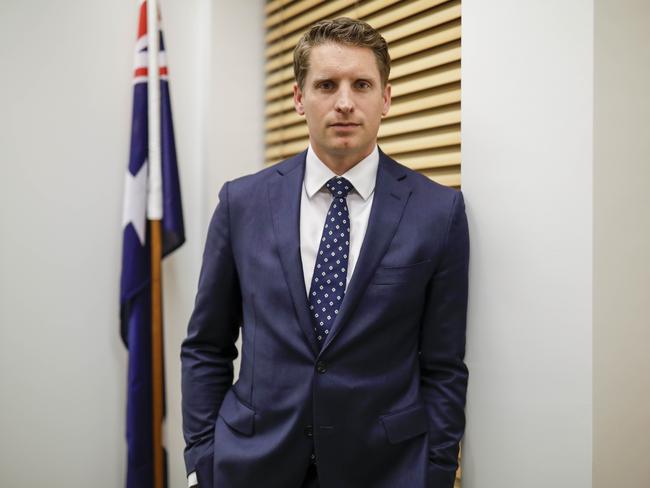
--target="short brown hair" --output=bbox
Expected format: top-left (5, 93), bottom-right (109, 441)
top-left (293, 17), bottom-right (391, 90)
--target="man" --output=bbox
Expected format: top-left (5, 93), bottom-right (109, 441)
top-left (181, 17), bottom-right (469, 488)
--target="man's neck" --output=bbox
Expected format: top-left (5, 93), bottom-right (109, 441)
top-left (310, 144), bottom-right (376, 175)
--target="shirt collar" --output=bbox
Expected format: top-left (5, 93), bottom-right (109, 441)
top-left (304, 144), bottom-right (379, 201)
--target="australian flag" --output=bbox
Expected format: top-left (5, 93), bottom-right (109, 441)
top-left (120, 1), bottom-right (184, 487)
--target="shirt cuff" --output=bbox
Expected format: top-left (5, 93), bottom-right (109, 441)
top-left (188, 471), bottom-right (198, 487)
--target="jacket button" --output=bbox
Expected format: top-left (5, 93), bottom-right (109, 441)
top-left (304, 425), bottom-right (313, 438)
top-left (316, 361), bottom-right (327, 374)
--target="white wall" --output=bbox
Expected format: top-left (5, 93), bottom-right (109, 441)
top-left (593, 1), bottom-right (650, 486)
top-left (461, 1), bottom-right (594, 486)
top-left (161, 1), bottom-right (265, 487)
top-left (0, 1), bottom-right (264, 487)
top-left (0, 1), bottom-right (133, 485)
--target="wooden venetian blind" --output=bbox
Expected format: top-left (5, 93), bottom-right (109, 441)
top-left (264, 0), bottom-right (462, 189)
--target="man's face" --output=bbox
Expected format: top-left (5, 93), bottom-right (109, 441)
top-left (293, 42), bottom-right (391, 164)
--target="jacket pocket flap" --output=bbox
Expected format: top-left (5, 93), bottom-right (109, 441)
top-left (373, 259), bottom-right (433, 285)
top-left (380, 404), bottom-right (428, 444)
top-left (218, 389), bottom-right (255, 436)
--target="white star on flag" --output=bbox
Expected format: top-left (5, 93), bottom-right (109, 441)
top-left (122, 161), bottom-right (148, 246)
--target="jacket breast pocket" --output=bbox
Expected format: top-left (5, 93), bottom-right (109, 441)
top-left (379, 403), bottom-right (429, 444)
top-left (372, 259), bottom-right (433, 285)
top-left (218, 388), bottom-right (256, 436)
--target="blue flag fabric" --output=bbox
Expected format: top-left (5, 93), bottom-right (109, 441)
top-left (120, 2), bottom-right (184, 487)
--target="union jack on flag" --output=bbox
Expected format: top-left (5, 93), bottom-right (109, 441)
top-left (120, 1), bottom-right (184, 487)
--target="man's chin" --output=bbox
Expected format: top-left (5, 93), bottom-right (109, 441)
top-left (327, 138), bottom-right (361, 153)
top-left (326, 145), bottom-right (359, 159)
top-left (312, 137), bottom-right (374, 160)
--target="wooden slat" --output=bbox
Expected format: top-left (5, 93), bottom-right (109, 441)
top-left (266, 64), bottom-right (297, 88)
top-left (391, 146), bottom-right (461, 170)
top-left (265, 7), bottom-right (460, 87)
top-left (266, 97), bottom-right (295, 117)
top-left (266, 95), bottom-right (296, 117)
top-left (421, 166), bottom-right (461, 187)
top-left (266, 110), bottom-right (305, 132)
top-left (265, 0), bottom-right (449, 59)
top-left (266, 0), bottom-right (356, 44)
top-left (266, 121), bottom-right (306, 145)
top-left (386, 85), bottom-right (461, 118)
top-left (376, 124), bottom-right (460, 154)
top-left (266, 137), bottom-right (311, 160)
top-left (266, 47), bottom-right (297, 76)
top-left (265, 0), bottom-right (403, 73)
top-left (378, 1), bottom-right (460, 45)
top-left (391, 62), bottom-right (460, 98)
top-left (265, 0), bottom-right (459, 75)
top-left (379, 104), bottom-right (461, 138)
top-left (266, 1), bottom-right (326, 30)
top-left (265, 0), bottom-right (294, 16)
top-left (265, 79), bottom-right (294, 103)
top-left (387, 20), bottom-right (461, 60)
top-left (390, 40), bottom-right (461, 80)
top-left (266, 27), bottom-right (304, 60)
top-left (364, 0), bottom-right (451, 31)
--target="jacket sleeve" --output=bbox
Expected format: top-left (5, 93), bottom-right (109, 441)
top-left (419, 190), bottom-right (470, 488)
top-left (181, 181), bottom-right (242, 481)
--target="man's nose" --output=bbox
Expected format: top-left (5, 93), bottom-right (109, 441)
top-left (334, 87), bottom-right (354, 113)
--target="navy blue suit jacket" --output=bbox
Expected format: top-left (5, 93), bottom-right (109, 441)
top-left (181, 148), bottom-right (469, 487)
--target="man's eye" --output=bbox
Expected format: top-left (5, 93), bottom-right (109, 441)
top-left (319, 82), bottom-right (333, 90)
top-left (357, 81), bottom-right (371, 89)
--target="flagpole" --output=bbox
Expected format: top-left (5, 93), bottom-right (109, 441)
top-left (146, 1), bottom-right (164, 487)
top-left (149, 221), bottom-right (163, 488)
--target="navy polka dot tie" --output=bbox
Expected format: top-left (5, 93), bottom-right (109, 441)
top-left (308, 176), bottom-right (353, 349)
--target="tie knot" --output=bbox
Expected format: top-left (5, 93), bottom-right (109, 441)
top-left (325, 176), bottom-right (353, 199)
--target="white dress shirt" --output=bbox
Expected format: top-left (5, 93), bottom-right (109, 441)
top-left (300, 144), bottom-right (379, 296)
top-left (188, 145), bottom-right (379, 487)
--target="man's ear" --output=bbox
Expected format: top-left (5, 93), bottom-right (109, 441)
top-left (293, 83), bottom-right (305, 116)
top-left (381, 82), bottom-right (392, 117)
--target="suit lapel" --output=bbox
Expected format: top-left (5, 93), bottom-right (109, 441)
top-left (267, 150), bottom-right (319, 356)
top-left (319, 150), bottom-right (411, 355)
top-left (267, 149), bottom-right (412, 358)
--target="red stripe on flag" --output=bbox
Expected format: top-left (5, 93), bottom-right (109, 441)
top-left (133, 67), bottom-right (168, 78)
top-left (137, 2), bottom-right (147, 39)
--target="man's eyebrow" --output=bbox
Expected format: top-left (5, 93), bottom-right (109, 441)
top-left (312, 75), bottom-right (377, 84)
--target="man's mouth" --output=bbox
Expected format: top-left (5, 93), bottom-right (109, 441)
top-left (329, 122), bottom-right (360, 127)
